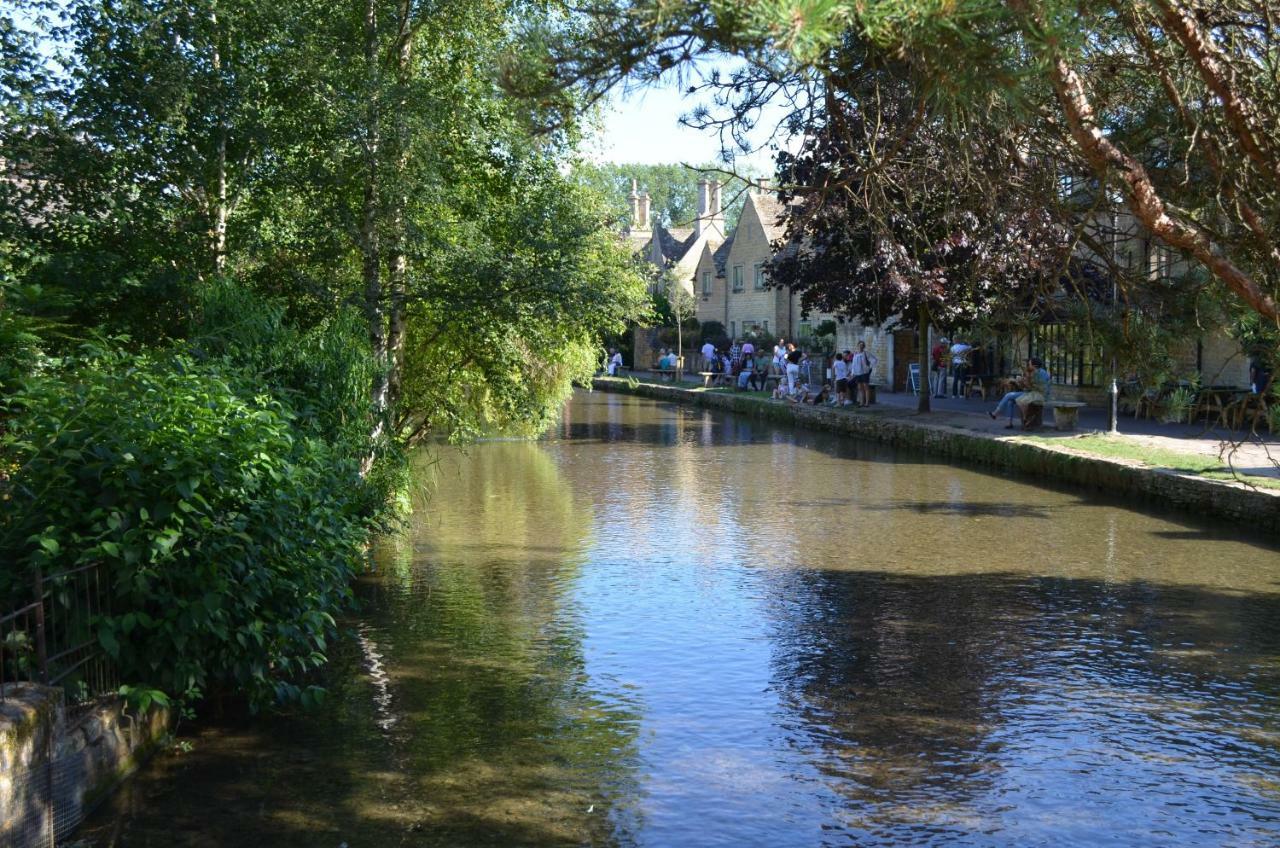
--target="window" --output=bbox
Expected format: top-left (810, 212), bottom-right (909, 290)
top-left (701, 271), bottom-right (712, 295)
top-left (1030, 323), bottom-right (1103, 388)
top-left (732, 265), bottom-right (744, 292)
top-left (753, 263), bottom-right (766, 290)
top-left (730, 321), bottom-right (736, 339)
top-left (1153, 245), bottom-right (1175, 280)
top-left (762, 320), bottom-right (769, 334)
top-left (798, 320), bottom-right (812, 338)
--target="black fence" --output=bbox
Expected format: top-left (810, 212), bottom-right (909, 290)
top-left (1, 563), bottom-right (118, 714)
top-left (1030, 323), bottom-right (1104, 388)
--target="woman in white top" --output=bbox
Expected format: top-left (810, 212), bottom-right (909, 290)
top-left (851, 341), bottom-right (877, 406)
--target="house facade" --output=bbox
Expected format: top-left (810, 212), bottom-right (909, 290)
top-left (628, 177), bottom-right (1250, 396)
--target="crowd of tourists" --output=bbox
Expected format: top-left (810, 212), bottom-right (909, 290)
top-left (689, 338), bottom-right (881, 407)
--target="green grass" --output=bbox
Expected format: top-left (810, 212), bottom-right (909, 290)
top-left (1026, 434), bottom-right (1280, 490)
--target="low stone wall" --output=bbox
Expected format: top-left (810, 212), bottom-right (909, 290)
top-left (593, 377), bottom-right (1280, 534)
top-left (1, 684), bottom-right (169, 846)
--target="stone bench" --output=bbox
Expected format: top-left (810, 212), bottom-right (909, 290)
top-left (1024, 400), bottom-right (1087, 431)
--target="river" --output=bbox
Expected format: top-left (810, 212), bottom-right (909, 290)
top-left (84, 390), bottom-right (1280, 847)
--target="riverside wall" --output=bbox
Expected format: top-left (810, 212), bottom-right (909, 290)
top-left (0, 684), bottom-right (169, 846)
top-left (592, 377), bottom-right (1280, 535)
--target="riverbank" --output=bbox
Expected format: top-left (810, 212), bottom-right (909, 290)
top-left (592, 376), bottom-right (1280, 534)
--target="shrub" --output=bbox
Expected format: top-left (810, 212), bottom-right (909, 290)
top-left (0, 349), bottom-right (378, 708)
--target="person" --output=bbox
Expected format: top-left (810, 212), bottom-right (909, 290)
top-left (1250, 359), bottom-right (1272, 394)
top-left (729, 339), bottom-right (742, 369)
top-left (751, 350), bottom-right (771, 391)
top-left (608, 349), bottom-right (623, 376)
top-left (701, 340), bottom-right (716, 372)
top-left (785, 345), bottom-right (802, 394)
top-left (950, 338), bottom-right (973, 398)
top-left (833, 350), bottom-right (850, 406)
top-left (737, 354), bottom-right (755, 390)
top-left (851, 341), bottom-right (878, 406)
top-left (741, 339), bottom-right (756, 360)
top-left (989, 357), bottom-right (1050, 428)
top-left (799, 350), bottom-right (815, 386)
top-left (931, 337), bottom-right (949, 397)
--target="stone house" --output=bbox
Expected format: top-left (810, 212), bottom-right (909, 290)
top-left (627, 176), bottom-right (1251, 397)
top-left (624, 177), bottom-right (726, 298)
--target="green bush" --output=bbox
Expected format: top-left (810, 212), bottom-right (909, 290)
top-left (1, 349), bottom-right (378, 708)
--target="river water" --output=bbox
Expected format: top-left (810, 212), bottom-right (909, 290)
top-left (86, 390), bottom-right (1280, 847)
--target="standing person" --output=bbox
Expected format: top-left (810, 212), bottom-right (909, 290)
top-left (950, 338), bottom-right (973, 398)
top-left (931, 337), bottom-right (949, 398)
top-left (785, 345), bottom-right (802, 395)
top-left (773, 338), bottom-right (787, 371)
top-left (729, 339), bottom-right (742, 369)
top-left (741, 338), bottom-right (755, 361)
top-left (851, 341), bottom-right (878, 406)
top-left (701, 339), bottom-right (716, 372)
top-left (833, 350), bottom-right (851, 406)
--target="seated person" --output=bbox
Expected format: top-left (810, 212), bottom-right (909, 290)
top-left (750, 352), bottom-right (771, 390)
top-left (737, 357), bottom-right (755, 390)
top-left (989, 357), bottom-right (1050, 428)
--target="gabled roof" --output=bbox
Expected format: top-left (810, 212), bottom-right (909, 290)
top-left (712, 234), bottom-right (734, 275)
top-left (657, 225), bottom-right (698, 263)
top-left (749, 193), bottom-right (789, 242)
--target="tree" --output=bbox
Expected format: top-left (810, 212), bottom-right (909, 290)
top-left (523, 0), bottom-right (1280, 328)
top-left (767, 80), bottom-right (1071, 412)
top-left (662, 269), bottom-right (698, 376)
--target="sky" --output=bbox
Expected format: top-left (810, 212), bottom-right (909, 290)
top-left (587, 63), bottom-right (797, 174)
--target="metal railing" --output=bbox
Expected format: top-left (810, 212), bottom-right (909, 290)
top-left (1, 563), bottom-right (118, 714)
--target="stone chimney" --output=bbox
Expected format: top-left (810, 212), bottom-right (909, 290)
top-left (696, 177), bottom-right (725, 239)
top-left (627, 179), bottom-right (650, 233)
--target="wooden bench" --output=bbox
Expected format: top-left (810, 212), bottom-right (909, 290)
top-left (1024, 400), bottom-right (1086, 431)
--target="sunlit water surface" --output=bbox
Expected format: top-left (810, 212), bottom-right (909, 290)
top-left (86, 391), bottom-right (1280, 847)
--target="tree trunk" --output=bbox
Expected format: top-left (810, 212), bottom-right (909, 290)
top-left (210, 4), bottom-right (227, 275)
top-left (917, 303), bottom-right (931, 414)
top-left (361, 0), bottom-right (387, 463)
top-left (385, 0), bottom-right (413, 413)
top-left (1044, 54), bottom-right (1279, 322)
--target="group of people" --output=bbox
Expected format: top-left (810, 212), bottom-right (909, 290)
top-left (694, 337), bottom-right (880, 407)
top-left (929, 336), bottom-right (979, 399)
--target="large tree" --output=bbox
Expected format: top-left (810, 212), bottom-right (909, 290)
top-left (768, 80), bottom-right (1072, 412)
top-left (523, 0), bottom-right (1280, 328)
top-left (2, 0), bottom-right (648, 447)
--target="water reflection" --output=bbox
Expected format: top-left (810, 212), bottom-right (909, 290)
top-left (85, 390), bottom-right (1280, 847)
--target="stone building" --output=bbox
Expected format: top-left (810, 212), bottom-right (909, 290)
top-left (626, 176), bottom-right (1252, 397)
top-left (624, 177), bottom-right (726, 298)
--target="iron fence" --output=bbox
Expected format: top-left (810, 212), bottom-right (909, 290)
top-left (1, 563), bottom-right (118, 715)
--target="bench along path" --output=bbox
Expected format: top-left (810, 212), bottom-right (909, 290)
top-left (1039, 402), bottom-right (1080, 432)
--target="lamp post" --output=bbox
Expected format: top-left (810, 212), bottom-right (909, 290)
top-left (1107, 212), bottom-right (1119, 435)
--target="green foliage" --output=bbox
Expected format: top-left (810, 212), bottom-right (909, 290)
top-left (1, 350), bottom-right (378, 708)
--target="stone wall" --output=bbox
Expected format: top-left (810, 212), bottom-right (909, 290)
top-left (0, 684), bottom-right (169, 846)
top-left (592, 377), bottom-right (1280, 534)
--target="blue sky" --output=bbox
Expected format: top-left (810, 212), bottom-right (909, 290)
top-left (589, 63), bottom-right (794, 173)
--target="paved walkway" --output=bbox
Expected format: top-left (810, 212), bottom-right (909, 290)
top-left (641, 371), bottom-right (1280, 479)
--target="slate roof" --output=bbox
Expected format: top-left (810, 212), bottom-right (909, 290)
top-left (712, 234), bottom-right (735, 275)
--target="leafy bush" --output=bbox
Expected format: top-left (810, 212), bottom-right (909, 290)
top-left (1, 350), bottom-right (379, 708)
